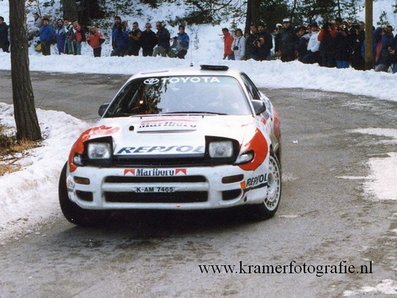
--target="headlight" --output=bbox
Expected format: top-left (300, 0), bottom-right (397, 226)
top-left (209, 141), bottom-right (233, 158)
top-left (87, 142), bottom-right (112, 159)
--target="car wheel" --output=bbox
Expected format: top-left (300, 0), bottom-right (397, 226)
top-left (249, 154), bottom-right (282, 220)
top-left (59, 163), bottom-right (110, 227)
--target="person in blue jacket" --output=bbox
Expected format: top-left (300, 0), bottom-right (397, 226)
top-left (175, 25), bottom-right (189, 59)
top-left (39, 17), bottom-right (54, 55)
top-left (111, 18), bottom-right (129, 56)
top-left (54, 19), bottom-right (66, 54)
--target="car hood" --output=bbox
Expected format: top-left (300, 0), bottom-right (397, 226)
top-left (94, 115), bottom-right (257, 157)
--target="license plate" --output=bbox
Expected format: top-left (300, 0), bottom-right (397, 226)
top-left (134, 186), bottom-right (176, 193)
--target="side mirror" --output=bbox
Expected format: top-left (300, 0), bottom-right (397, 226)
top-left (252, 100), bottom-right (266, 115)
top-left (98, 103), bottom-right (109, 117)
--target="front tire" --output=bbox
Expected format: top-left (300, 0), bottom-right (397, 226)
top-left (249, 154), bottom-right (282, 220)
top-left (59, 163), bottom-right (110, 227)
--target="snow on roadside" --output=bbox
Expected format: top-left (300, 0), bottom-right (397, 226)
top-left (350, 128), bottom-right (397, 201)
top-left (1, 52), bottom-right (397, 103)
top-left (343, 279), bottom-right (397, 296)
top-left (0, 103), bottom-right (88, 241)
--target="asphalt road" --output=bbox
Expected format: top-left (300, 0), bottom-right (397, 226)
top-left (0, 71), bottom-right (396, 297)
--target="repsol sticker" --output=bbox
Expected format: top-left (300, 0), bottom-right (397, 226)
top-left (246, 174), bottom-right (267, 188)
top-left (117, 145), bottom-right (204, 155)
top-left (143, 77), bottom-right (221, 85)
top-left (124, 168), bottom-right (187, 176)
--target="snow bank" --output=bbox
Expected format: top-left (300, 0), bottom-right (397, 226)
top-left (0, 103), bottom-right (88, 241)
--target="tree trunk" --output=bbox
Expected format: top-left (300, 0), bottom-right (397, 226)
top-left (364, 0), bottom-right (374, 69)
top-left (62, 0), bottom-right (78, 22)
top-left (245, 0), bottom-right (258, 34)
top-left (9, 1), bottom-right (41, 141)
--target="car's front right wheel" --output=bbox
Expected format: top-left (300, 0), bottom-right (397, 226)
top-left (249, 154), bottom-right (282, 220)
top-left (59, 163), bottom-right (110, 227)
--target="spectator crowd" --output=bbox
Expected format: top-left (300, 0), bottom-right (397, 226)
top-left (223, 18), bottom-right (397, 73)
top-left (0, 12), bottom-right (397, 73)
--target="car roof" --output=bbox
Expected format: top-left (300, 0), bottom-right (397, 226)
top-left (131, 65), bottom-right (243, 80)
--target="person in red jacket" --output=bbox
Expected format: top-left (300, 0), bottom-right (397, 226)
top-left (222, 28), bottom-right (234, 60)
top-left (87, 25), bottom-right (105, 57)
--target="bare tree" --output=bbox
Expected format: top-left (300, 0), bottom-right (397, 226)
top-left (9, 0), bottom-right (41, 141)
top-left (245, 0), bottom-right (259, 34)
top-left (364, 0), bottom-right (374, 69)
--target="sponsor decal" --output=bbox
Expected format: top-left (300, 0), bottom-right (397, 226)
top-left (123, 168), bottom-right (187, 176)
top-left (117, 145), bottom-right (204, 155)
top-left (241, 174), bottom-right (268, 191)
top-left (143, 78), bottom-right (160, 85)
top-left (238, 129), bottom-right (269, 171)
top-left (143, 77), bottom-right (221, 85)
top-left (137, 119), bottom-right (198, 132)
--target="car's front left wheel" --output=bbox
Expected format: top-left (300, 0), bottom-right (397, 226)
top-left (249, 154), bottom-right (282, 220)
top-left (59, 163), bottom-right (110, 227)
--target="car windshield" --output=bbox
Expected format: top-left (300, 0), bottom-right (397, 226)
top-left (104, 75), bottom-right (252, 117)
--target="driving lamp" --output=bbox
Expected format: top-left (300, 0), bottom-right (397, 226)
top-left (209, 141), bottom-right (233, 158)
top-left (87, 143), bottom-right (112, 159)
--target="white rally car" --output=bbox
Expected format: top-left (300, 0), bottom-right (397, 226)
top-left (59, 65), bottom-right (282, 226)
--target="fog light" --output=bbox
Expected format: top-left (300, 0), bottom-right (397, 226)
top-left (222, 174), bottom-right (244, 184)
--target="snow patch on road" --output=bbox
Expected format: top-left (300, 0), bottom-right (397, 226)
top-left (349, 128), bottom-right (397, 201)
top-left (343, 279), bottom-right (397, 296)
top-left (0, 103), bottom-right (88, 241)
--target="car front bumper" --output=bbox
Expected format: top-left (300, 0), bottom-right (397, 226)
top-left (66, 164), bottom-right (268, 210)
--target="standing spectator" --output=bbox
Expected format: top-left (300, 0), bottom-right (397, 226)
top-left (153, 21), bottom-right (170, 57)
top-left (39, 17), bottom-right (54, 56)
top-left (334, 25), bottom-right (352, 68)
top-left (245, 24), bottom-right (259, 60)
top-left (302, 22), bottom-right (321, 64)
top-left (63, 19), bottom-right (74, 54)
top-left (87, 25), bottom-right (105, 57)
top-left (232, 28), bottom-right (246, 60)
top-left (273, 23), bottom-right (283, 58)
top-left (390, 34), bottom-right (397, 73)
top-left (0, 16), bottom-right (9, 53)
top-left (349, 22), bottom-right (365, 70)
top-left (71, 21), bottom-right (85, 55)
top-left (374, 26), bottom-right (394, 72)
top-left (141, 23), bottom-right (157, 56)
top-left (175, 25), bottom-right (189, 59)
top-left (222, 28), bottom-right (234, 60)
top-left (318, 22), bottom-right (337, 67)
top-left (257, 23), bottom-right (273, 60)
top-left (280, 18), bottom-right (297, 62)
top-left (111, 17), bottom-right (128, 56)
top-left (54, 19), bottom-right (66, 54)
top-left (127, 22), bottom-right (142, 56)
top-left (296, 25), bottom-right (310, 62)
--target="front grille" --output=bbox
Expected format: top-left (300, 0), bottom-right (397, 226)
top-left (112, 156), bottom-right (207, 167)
top-left (104, 191), bottom-right (208, 203)
top-left (105, 176), bottom-right (206, 183)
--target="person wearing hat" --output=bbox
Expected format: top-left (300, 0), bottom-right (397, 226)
top-left (39, 17), bottom-right (54, 55)
top-left (280, 17), bottom-right (297, 62)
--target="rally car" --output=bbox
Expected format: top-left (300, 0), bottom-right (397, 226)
top-left (59, 65), bottom-right (282, 226)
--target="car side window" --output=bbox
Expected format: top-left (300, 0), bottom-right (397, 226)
top-left (240, 73), bottom-right (260, 100)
